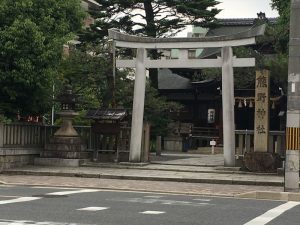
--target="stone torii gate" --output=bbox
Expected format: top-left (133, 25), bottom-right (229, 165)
top-left (108, 25), bottom-right (265, 167)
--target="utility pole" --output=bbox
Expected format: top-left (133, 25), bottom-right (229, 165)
top-left (285, 0), bottom-right (300, 192)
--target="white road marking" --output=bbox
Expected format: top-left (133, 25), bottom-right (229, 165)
top-left (108, 197), bottom-right (212, 207)
top-left (144, 195), bottom-right (164, 198)
top-left (244, 201), bottom-right (300, 225)
top-left (77, 207), bottom-right (109, 211)
top-left (193, 198), bottom-right (211, 202)
top-left (0, 219), bottom-right (95, 225)
top-left (140, 211), bottom-right (165, 215)
top-left (31, 186), bottom-right (78, 190)
top-left (46, 189), bottom-right (99, 196)
top-left (0, 195), bottom-right (22, 198)
top-left (0, 197), bottom-right (41, 205)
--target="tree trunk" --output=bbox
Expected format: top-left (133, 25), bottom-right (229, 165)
top-left (144, 0), bottom-right (159, 88)
top-left (143, 0), bottom-right (156, 37)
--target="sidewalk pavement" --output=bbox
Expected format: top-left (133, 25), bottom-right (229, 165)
top-left (0, 153), bottom-right (288, 198)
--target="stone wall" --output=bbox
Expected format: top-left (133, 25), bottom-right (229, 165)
top-left (0, 148), bottom-right (40, 171)
top-left (164, 136), bottom-right (183, 152)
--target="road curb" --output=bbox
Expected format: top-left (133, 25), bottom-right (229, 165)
top-left (1, 170), bottom-right (283, 187)
top-left (0, 180), bottom-right (7, 185)
top-left (1, 181), bottom-right (236, 198)
top-left (81, 163), bottom-right (280, 176)
top-left (236, 191), bottom-right (300, 202)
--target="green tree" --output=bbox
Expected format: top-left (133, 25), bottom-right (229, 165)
top-left (58, 50), bottom-right (112, 109)
top-left (0, 0), bottom-right (85, 119)
top-left (85, 0), bottom-right (220, 38)
top-left (271, 0), bottom-right (290, 53)
top-left (264, 0), bottom-right (291, 91)
top-left (114, 73), bottom-right (182, 136)
top-left (80, 0), bottom-right (220, 87)
top-left (58, 48), bottom-right (182, 132)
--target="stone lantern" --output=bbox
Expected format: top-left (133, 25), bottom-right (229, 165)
top-left (54, 84), bottom-right (79, 137)
top-left (36, 84), bottom-right (91, 167)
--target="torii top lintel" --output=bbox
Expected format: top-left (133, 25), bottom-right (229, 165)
top-left (108, 24), bottom-right (266, 49)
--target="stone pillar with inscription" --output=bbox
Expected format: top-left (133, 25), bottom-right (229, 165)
top-left (254, 70), bottom-right (270, 152)
top-left (244, 70), bottom-right (281, 172)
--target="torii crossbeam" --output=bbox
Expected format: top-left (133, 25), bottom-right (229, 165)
top-left (108, 25), bottom-right (266, 167)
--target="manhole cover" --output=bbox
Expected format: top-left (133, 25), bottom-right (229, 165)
top-left (32, 194), bottom-right (68, 198)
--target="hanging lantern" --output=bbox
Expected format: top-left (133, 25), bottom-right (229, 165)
top-left (238, 100), bottom-right (243, 108)
top-left (271, 100), bottom-right (275, 109)
top-left (249, 100), bottom-right (254, 108)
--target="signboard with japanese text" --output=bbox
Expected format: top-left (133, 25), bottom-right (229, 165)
top-left (254, 70), bottom-right (270, 152)
top-left (207, 109), bottom-right (215, 124)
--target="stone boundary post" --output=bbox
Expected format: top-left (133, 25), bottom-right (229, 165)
top-left (0, 123), bottom-right (3, 148)
top-left (156, 136), bottom-right (161, 156)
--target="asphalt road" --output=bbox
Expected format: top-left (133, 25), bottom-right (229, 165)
top-left (0, 184), bottom-right (299, 225)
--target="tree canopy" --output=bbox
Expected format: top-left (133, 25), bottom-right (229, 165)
top-left (0, 0), bottom-right (85, 119)
top-left (80, 0), bottom-right (220, 44)
top-left (80, 0), bottom-right (221, 88)
top-left (271, 0), bottom-right (290, 53)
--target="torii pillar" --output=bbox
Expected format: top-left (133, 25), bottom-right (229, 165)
top-left (222, 47), bottom-right (236, 166)
top-left (130, 48), bottom-right (147, 162)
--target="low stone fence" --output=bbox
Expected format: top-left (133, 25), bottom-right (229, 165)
top-left (43, 125), bottom-right (92, 148)
top-left (235, 130), bottom-right (285, 157)
top-left (0, 123), bottom-right (150, 168)
top-left (0, 123), bottom-right (93, 170)
top-left (0, 122), bottom-right (286, 170)
top-left (0, 123), bottom-right (43, 170)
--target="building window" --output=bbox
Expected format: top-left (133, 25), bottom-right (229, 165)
top-left (188, 50), bottom-right (196, 59)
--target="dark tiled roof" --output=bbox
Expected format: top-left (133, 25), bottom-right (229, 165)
top-left (206, 25), bottom-right (252, 37)
top-left (158, 69), bottom-right (192, 90)
top-left (199, 17), bottom-right (277, 58)
top-left (217, 18), bottom-right (277, 26)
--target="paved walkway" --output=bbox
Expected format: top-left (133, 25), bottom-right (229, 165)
top-left (0, 175), bottom-right (283, 197)
top-left (150, 152), bottom-right (224, 166)
top-left (0, 152), bottom-right (287, 197)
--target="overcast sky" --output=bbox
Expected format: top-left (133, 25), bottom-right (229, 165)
top-left (216, 0), bottom-right (279, 18)
top-left (176, 0), bottom-right (279, 36)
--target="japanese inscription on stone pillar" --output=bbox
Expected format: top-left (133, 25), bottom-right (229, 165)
top-left (254, 70), bottom-right (270, 152)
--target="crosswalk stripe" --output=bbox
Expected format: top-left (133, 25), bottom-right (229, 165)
top-left (0, 197), bottom-right (41, 205)
top-left (244, 201), bottom-right (300, 225)
top-left (140, 211), bottom-right (165, 215)
top-left (31, 186), bottom-right (78, 190)
top-left (0, 219), bottom-right (94, 225)
top-left (46, 189), bottom-right (99, 196)
top-left (0, 195), bottom-right (22, 198)
top-left (143, 196), bottom-right (164, 198)
top-left (193, 198), bottom-right (211, 202)
top-left (77, 207), bottom-right (109, 211)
